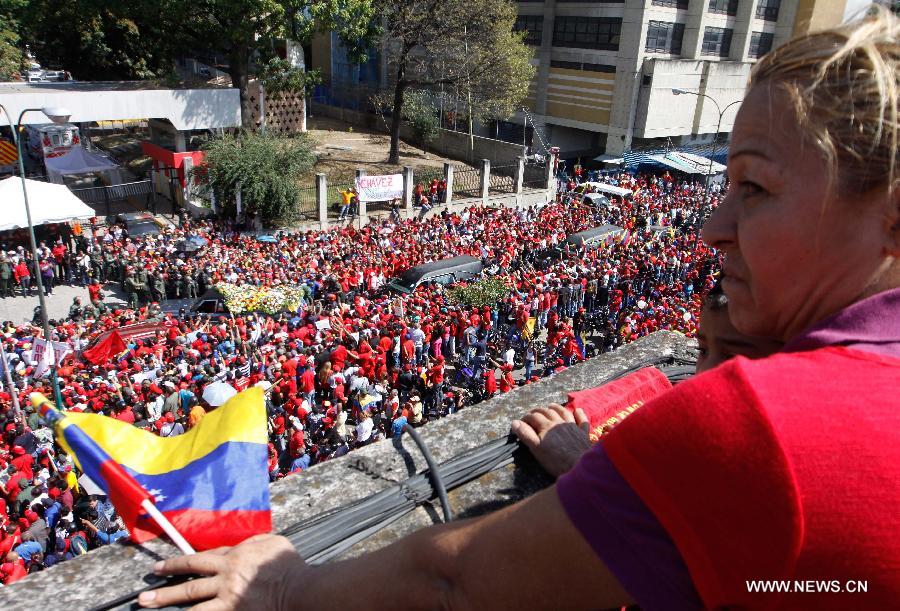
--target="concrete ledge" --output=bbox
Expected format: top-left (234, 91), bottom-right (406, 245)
top-left (0, 331), bottom-right (696, 610)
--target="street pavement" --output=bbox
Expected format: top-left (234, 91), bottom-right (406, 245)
top-left (0, 282), bottom-right (126, 325)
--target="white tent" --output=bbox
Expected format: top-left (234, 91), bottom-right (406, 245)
top-left (44, 146), bottom-right (122, 185)
top-left (0, 177), bottom-right (95, 231)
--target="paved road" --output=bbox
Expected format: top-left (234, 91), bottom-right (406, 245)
top-left (0, 283), bottom-right (126, 325)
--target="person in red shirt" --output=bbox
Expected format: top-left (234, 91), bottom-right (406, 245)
top-left (10, 447), bottom-right (33, 480)
top-left (0, 552), bottom-right (27, 584)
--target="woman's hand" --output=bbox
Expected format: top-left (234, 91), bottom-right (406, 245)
top-left (138, 534), bottom-right (305, 610)
top-left (511, 404), bottom-right (591, 478)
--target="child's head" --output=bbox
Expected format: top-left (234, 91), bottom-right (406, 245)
top-left (696, 281), bottom-right (783, 373)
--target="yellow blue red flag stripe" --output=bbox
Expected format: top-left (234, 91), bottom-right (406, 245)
top-left (38, 387), bottom-right (271, 550)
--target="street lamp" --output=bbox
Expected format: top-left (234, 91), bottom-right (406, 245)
top-left (671, 88), bottom-right (742, 199)
top-left (0, 103), bottom-right (73, 408)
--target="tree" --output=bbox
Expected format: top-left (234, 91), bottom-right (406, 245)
top-left (20, 0), bottom-right (176, 80)
top-left (0, 0), bottom-right (26, 80)
top-left (168, 0), bottom-right (379, 128)
top-left (197, 131), bottom-right (317, 227)
top-left (374, 0), bottom-right (534, 164)
top-left (401, 89), bottom-right (440, 156)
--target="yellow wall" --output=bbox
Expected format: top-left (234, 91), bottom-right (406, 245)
top-left (544, 66), bottom-right (614, 126)
top-left (793, 0), bottom-right (848, 36)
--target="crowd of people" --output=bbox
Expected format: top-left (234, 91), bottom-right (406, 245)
top-left (0, 168), bottom-right (723, 583)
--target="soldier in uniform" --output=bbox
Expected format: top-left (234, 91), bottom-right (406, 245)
top-left (0, 252), bottom-right (11, 298)
top-left (151, 271), bottom-right (166, 303)
top-left (182, 270), bottom-right (198, 299)
top-left (124, 272), bottom-right (140, 310)
top-left (68, 297), bottom-right (84, 322)
top-left (102, 249), bottom-right (116, 284)
top-left (136, 266), bottom-right (150, 305)
top-left (90, 247), bottom-right (103, 282)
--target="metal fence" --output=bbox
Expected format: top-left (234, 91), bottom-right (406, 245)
top-left (489, 163), bottom-right (517, 195)
top-left (452, 165), bottom-right (481, 199)
top-left (522, 161), bottom-right (548, 190)
top-left (70, 180), bottom-right (154, 215)
top-left (296, 184), bottom-right (318, 220)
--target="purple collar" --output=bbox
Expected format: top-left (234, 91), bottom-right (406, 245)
top-left (783, 287), bottom-right (900, 359)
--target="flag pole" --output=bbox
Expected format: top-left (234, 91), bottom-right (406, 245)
top-left (0, 339), bottom-right (24, 426)
top-left (29, 392), bottom-right (197, 556)
top-left (140, 499), bottom-right (196, 555)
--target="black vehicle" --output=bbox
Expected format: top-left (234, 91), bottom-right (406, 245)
top-left (116, 212), bottom-right (161, 237)
top-left (564, 225), bottom-right (626, 250)
top-left (386, 255), bottom-right (483, 295)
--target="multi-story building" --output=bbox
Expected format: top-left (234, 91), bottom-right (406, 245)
top-left (509, 0), bottom-right (848, 160)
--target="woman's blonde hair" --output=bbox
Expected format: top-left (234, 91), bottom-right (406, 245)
top-left (751, 5), bottom-right (899, 195)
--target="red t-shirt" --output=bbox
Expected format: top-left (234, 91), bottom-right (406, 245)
top-left (561, 346), bottom-right (900, 610)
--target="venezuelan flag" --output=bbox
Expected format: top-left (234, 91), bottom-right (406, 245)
top-left (36, 387), bottom-right (271, 550)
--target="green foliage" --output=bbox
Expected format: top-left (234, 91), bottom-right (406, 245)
top-left (0, 0), bottom-right (26, 80)
top-left (259, 57), bottom-right (322, 96)
top-left (374, 0), bottom-right (535, 162)
top-left (402, 89), bottom-right (440, 151)
top-left (447, 276), bottom-right (510, 308)
top-left (20, 0), bottom-right (176, 80)
top-left (197, 131), bottom-right (317, 227)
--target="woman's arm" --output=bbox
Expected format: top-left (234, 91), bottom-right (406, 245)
top-left (140, 486), bottom-right (632, 610)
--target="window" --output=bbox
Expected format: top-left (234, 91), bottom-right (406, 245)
top-left (748, 31), bottom-right (774, 58)
top-left (755, 0), bottom-right (780, 21)
top-left (652, 0), bottom-right (689, 8)
top-left (553, 16), bottom-right (622, 51)
top-left (644, 21), bottom-right (685, 54)
top-left (708, 0), bottom-right (738, 15)
top-left (701, 26), bottom-right (733, 56)
top-left (551, 60), bottom-right (616, 73)
top-left (514, 15), bottom-right (545, 46)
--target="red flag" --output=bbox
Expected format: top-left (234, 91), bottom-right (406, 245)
top-left (82, 330), bottom-right (127, 365)
top-left (566, 367), bottom-right (672, 442)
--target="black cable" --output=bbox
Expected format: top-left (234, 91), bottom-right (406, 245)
top-left (403, 423), bottom-right (453, 523)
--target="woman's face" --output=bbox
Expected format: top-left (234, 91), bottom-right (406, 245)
top-left (703, 82), bottom-right (896, 342)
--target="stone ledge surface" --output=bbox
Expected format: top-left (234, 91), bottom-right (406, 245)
top-left (0, 331), bottom-right (695, 610)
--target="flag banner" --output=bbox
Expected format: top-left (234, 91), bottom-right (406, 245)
top-left (38, 387), bottom-right (271, 550)
top-left (566, 368), bottom-right (672, 442)
top-left (355, 174), bottom-right (403, 202)
top-left (82, 330), bottom-right (127, 365)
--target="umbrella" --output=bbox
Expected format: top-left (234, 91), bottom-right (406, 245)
top-left (202, 381), bottom-right (237, 407)
top-left (175, 235), bottom-right (209, 253)
top-left (257, 235), bottom-right (278, 243)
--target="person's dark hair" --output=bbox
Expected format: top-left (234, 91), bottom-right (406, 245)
top-left (703, 279), bottom-right (728, 312)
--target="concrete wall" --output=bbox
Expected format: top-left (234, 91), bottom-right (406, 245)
top-left (310, 103), bottom-right (527, 164)
top-left (634, 58), bottom-right (750, 139)
top-left (0, 84), bottom-right (242, 131)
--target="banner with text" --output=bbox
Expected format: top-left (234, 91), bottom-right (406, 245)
top-left (356, 174), bottom-right (404, 203)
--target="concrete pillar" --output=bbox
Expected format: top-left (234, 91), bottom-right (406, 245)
top-left (235, 183), bottom-right (242, 218)
top-left (182, 156), bottom-right (194, 204)
top-left (479, 159), bottom-right (490, 202)
top-left (545, 153), bottom-right (557, 200)
top-left (514, 156), bottom-right (525, 207)
top-left (316, 173), bottom-right (328, 228)
top-left (403, 166), bottom-right (414, 216)
top-left (174, 131), bottom-right (187, 153)
top-left (443, 163), bottom-right (454, 209)
top-left (355, 168), bottom-right (367, 223)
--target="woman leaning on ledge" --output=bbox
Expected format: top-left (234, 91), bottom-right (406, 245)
top-left (139, 7), bottom-right (900, 611)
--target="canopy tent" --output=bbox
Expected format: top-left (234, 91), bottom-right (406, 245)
top-left (0, 177), bottom-right (95, 231)
top-left (44, 145), bottom-right (122, 185)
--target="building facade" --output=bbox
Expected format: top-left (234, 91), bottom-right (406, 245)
top-left (511, 0), bottom-right (847, 159)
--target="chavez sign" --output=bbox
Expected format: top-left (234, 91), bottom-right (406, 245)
top-left (355, 174), bottom-right (404, 202)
